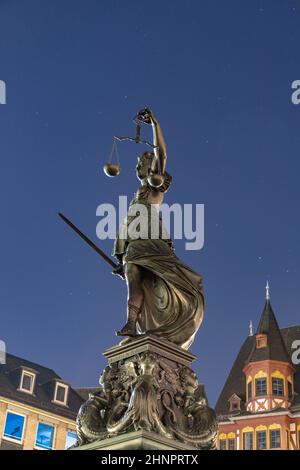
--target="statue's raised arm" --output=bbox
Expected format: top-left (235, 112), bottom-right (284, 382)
top-left (135, 108), bottom-right (167, 180)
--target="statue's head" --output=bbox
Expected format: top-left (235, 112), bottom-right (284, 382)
top-left (140, 353), bottom-right (156, 375)
top-left (136, 151), bottom-right (154, 180)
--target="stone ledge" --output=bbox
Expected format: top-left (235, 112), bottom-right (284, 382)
top-left (104, 334), bottom-right (197, 367)
top-left (73, 429), bottom-right (197, 450)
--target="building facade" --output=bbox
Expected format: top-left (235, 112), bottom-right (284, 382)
top-left (0, 353), bottom-right (84, 450)
top-left (215, 286), bottom-right (300, 450)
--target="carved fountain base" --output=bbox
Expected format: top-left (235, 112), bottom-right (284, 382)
top-left (74, 335), bottom-right (217, 451)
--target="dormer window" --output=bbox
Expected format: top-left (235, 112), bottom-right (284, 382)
top-left (256, 334), bottom-right (267, 349)
top-left (53, 382), bottom-right (69, 406)
top-left (19, 370), bottom-right (36, 394)
top-left (228, 394), bottom-right (241, 412)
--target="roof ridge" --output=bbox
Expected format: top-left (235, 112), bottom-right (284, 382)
top-left (6, 352), bottom-right (61, 378)
top-left (280, 325), bottom-right (300, 331)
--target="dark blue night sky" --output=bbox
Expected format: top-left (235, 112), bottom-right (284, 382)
top-left (0, 0), bottom-right (300, 405)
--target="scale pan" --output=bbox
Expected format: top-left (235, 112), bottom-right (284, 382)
top-left (148, 173), bottom-right (164, 188)
top-left (103, 163), bottom-right (121, 177)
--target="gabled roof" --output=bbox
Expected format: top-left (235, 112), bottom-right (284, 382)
top-left (0, 353), bottom-right (84, 420)
top-left (246, 299), bottom-right (290, 364)
top-left (215, 324), bottom-right (300, 418)
top-left (228, 393), bottom-right (241, 402)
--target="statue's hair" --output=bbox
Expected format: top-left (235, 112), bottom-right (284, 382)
top-left (138, 151), bottom-right (154, 163)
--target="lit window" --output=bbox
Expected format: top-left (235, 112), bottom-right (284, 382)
top-left (3, 412), bottom-right (25, 442)
top-left (228, 438), bottom-right (235, 450)
top-left (65, 431), bottom-right (77, 449)
top-left (270, 429), bottom-right (281, 449)
top-left (244, 432), bottom-right (253, 450)
top-left (257, 431), bottom-right (267, 450)
top-left (248, 382), bottom-right (252, 400)
top-left (20, 370), bottom-right (35, 394)
top-left (255, 378), bottom-right (267, 396)
top-left (35, 423), bottom-right (55, 450)
top-left (53, 382), bottom-right (69, 405)
top-left (220, 439), bottom-right (226, 450)
top-left (272, 378), bottom-right (284, 396)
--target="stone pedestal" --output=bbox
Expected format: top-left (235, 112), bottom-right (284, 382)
top-left (74, 335), bottom-right (217, 451)
top-left (104, 334), bottom-right (196, 368)
top-left (76, 429), bottom-right (197, 450)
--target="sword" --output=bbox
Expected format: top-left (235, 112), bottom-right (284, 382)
top-left (58, 212), bottom-right (118, 269)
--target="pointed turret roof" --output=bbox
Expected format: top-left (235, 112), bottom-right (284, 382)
top-left (246, 283), bottom-right (291, 364)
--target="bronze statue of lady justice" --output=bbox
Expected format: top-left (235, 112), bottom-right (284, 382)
top-left (61, 110), bottom-right (217, 449)
top-left (110, 108), bottom-right (204, 350)
top-left (59, 107), bottom-right (204, 351)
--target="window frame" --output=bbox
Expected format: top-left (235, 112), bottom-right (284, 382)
top-left (53, 382), bottom-right (69, 406)
top-left (2, 410), bottom-right (26, 444)
top-left (269, 429), bottom-right (281, 449)
top-left (34, 421), bottom-right (56, 450)
top-left (219, 439), bottom-right (227, 450)
top-left (19, 369), bottom-right (36, 394)
top-left (231, 402), bottom-right (239, 411)
top-left (228, 438), bottom-right (235, 450)
top-left (256, 430), bottom-right (267, 450)
top-left (65, 430), bottom-right (77, 449)
top-left (256, 334), bottom-right (267, 349)
top-left (243, 432), bottom-right (253, 450)
top-left (272, 377), bottom-right (284, 397)
top-left (228, 394), bottom-right (241, 412)
top-left (255, 377), bottom-right (267, 397)
top-left (247, 381), bottom-right (252, 400)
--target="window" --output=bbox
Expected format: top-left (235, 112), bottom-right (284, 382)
top-left (65, 431), bottom-right (77, 449)
top-left (270, 429), bottom-right (281, 449)
top-left (256, 334), bottom-right (267, 349)
top-left (228, 438), bottom-right (235, 450)
top-left (19, 370), bottom-right (35, 394)
top-left (56, 385), bottom-right (66, 402)
top-left (255, 378), bottom-right (267, 396)
top-left (3, 412), bottom-right (25, 442)
top-left (244, 432), bottom-right (253, 450)
top-left (35, 423), bottom-right (55, 450)
top-left (272, 378), bottom-right (284, 396)
top-left (256, 431), bottom-right (267, 450)
top-left (288, 381), bottom-right (293, 400)
top-left (219, 439), bottom-right (226, 450)
top-left (228, 394), bottom-right (241, 412)
top-left (248, 382), bottom-right (252, 400)
top-left (53, 382), bottom-right (69, 405)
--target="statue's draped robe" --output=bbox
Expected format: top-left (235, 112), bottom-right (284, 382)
top-left (113, 173), bottom-right (204, 350)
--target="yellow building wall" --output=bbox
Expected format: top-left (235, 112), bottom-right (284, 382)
top-left (0, 397), bottom-right (76, 450)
